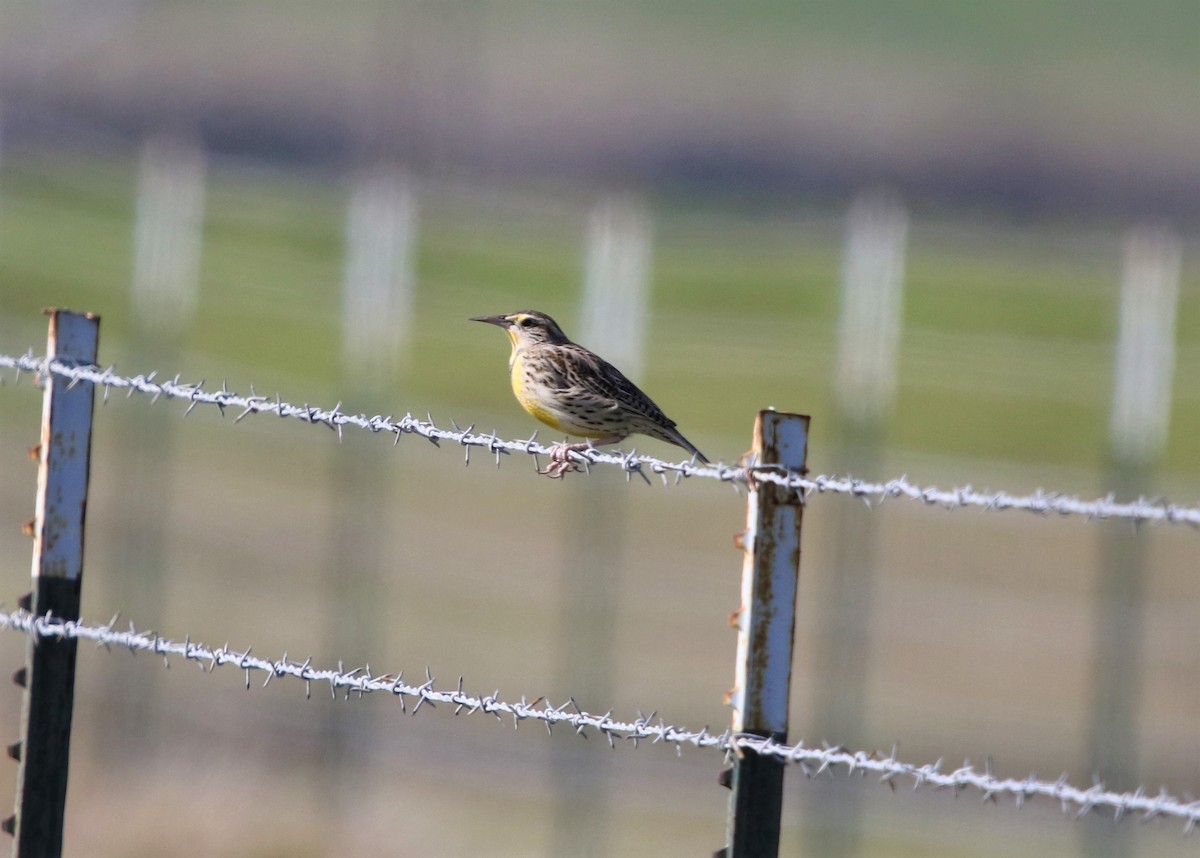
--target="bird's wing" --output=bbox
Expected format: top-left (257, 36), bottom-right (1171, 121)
top-left (557, 345), bottom-right (677, 427)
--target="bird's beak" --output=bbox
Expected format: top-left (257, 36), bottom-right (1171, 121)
top-left (470, 315), bottom-right (510, 328)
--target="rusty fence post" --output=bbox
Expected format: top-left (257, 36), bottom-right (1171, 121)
top-left (5, 309), bottom-right (100, 858)
top-left (718, 410), bottom-right (810, 858)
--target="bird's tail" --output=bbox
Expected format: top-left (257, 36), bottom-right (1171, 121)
top-left (662, 427), bottom-right (709, 464)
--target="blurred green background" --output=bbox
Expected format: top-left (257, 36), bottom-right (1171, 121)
top-left (0, 2), bottom-right (1197, 857)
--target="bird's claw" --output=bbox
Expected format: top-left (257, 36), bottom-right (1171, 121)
top-left (538, 442), bottom-right (586, 478)
top-left (538, 460), bottom-right (582, 478)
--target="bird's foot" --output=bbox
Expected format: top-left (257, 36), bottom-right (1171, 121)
top-left (537, 436), bottom-right (623, 478)
top-left (538, 441), bottom-right (587, 478)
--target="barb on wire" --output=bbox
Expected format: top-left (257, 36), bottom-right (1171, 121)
top-left (3, 351), bottom-right (1199, 528)
top-left (0, 609), bottom-right (1195, 833)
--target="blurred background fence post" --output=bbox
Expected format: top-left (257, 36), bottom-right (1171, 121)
top-left (807, 189), bottom-right (907, 857)
top-left (320, 163), bottom-right (418, 801)
top-left (550, 192), bottom-right (652, 858)
top-left (1082, 224), bottom-right (1181, 858)
top-left (130, 134), bottom-right (206, 334)
top-left (719, 410), bottom-right (809, 858)
top-left (104, 132), bottom-right (206, 754)
top-left (7, 310), bottom-right (99, 858)
top-left (327, 0), bottom-right (422, 775)
top-left (340, 166), bottom-right (417, 381)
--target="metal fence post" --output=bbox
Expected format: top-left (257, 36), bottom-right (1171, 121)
top-left (5, 309), bottom-right (100, 858)
top-left (718, 409), bottom-right (810, 858)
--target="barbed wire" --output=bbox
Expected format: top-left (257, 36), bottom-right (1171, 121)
top-left (3, 351), bottom-right (1199, 528)
top-left (1, 608), bottom-right (1196, 833)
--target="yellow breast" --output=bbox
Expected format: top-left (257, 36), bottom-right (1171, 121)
top-left (510, 350), bottom-right (563, 430)
top-left (509, 349), bottom-right (613, 438)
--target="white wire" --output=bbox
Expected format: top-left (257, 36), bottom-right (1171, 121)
top-left (2, 351), bottom-right (1199, 527)
top-left (2, 610), bottom-right (1196, 833)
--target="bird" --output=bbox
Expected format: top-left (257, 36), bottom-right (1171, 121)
top-left (471, 310), bottom-right (708, 477)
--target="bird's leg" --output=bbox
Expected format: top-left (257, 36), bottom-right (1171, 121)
top-left (540, 435), bottom-right (625, 478)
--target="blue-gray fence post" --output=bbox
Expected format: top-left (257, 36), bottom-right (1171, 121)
top-left (719, 410), bottom-right (810, 858)
top-left (6, 309), bottom-right (100, 858)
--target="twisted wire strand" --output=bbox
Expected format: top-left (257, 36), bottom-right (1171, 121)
top-left (1, 609), bottom-right (1196, 832)
top-left (3, 351), bottom-right (1199, 527)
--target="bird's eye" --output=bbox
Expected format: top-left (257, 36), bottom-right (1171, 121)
top-left (520, 318), bottom-right (535, 328)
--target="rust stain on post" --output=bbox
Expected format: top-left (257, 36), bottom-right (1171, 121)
top-left (731, 410), bottom-right (809, 736)
top-left (30, 310), bottom-right (100, 584)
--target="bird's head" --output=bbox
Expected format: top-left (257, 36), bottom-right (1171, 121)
top-left (470, 310), bottom-right (572, 349)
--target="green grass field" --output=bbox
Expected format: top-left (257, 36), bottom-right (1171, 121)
top-left (2, 152), bottom-right (1197, 475)
top-left (0, 151), bottom-right (1197, 858)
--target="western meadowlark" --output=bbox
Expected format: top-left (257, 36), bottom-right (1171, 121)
top-left (471, 310), bottom-right (708, 477)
